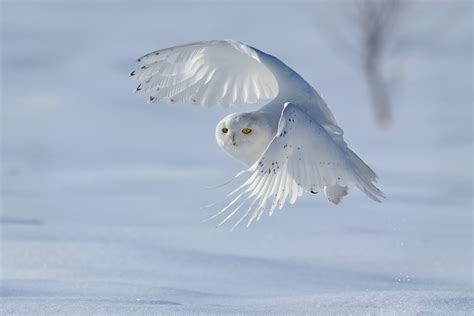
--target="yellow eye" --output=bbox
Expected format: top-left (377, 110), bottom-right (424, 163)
top-left (222, 127), bottom-right (229, 133)
top-left (241, 128), bottom-right (252, 134)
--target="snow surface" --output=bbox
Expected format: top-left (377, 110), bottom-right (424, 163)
top-left (1, 1), bottom-right (472, 315)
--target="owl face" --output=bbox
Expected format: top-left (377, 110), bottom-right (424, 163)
top-left (216, 112), bottom-right (275, 166)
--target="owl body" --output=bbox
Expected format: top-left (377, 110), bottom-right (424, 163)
top-left (131, 39), bottom-right (384, 228)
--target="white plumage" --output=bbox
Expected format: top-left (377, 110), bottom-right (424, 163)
top-left (130, 39), bottom-right (384, 228)
top-left (131, 40), bottom-right (278, 106)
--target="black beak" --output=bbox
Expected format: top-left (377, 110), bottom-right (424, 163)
top-left (232, 134), bottom-right (236, 146)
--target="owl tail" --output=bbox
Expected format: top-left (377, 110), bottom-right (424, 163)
top-left (324, 184), bottom-right (349, 204)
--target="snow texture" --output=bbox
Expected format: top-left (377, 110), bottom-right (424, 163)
top-left (1, 1), bottom-right (472, 315)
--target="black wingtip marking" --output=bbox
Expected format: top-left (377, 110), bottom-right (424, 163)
top-left (130, 70), bottom-right (136, 77)
top-left (311, 189), bottom-right (318, 194)
top-left (136, 84), bottom-right (142, 92)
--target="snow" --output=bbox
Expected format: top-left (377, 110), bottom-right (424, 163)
top-left (1, 1), bottom-right (472, 315)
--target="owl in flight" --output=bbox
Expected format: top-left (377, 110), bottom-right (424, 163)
top-left (130, 40), bottom-right (384, 229)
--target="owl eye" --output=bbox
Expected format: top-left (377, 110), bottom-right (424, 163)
top-left (222, 127), bottom-right (229, 133)
top-left (241, 128), bottom-right (252, 134)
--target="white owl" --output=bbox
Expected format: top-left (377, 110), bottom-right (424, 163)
top-left (130, 40), bottom-right (384, 228)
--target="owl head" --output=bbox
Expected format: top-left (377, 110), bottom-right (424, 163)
top-left (215, 112), bottom-right (275, 166)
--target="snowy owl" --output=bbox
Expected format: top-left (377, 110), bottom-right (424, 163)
top-left (130, 39), bottom-right (384, 228)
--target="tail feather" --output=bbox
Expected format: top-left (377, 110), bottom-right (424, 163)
top-left (324, 184), bottom-right (348, 204)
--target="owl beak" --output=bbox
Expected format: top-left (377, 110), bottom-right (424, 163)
top-left (232, 134), bottom-right (237, 146)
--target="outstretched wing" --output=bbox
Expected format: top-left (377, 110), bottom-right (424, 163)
top-left (211, 103), bottom-right (384, 229)
top-left (130, 40), bottom-right (279, 106)
top-left (131, 39), bottom-right (346, 146)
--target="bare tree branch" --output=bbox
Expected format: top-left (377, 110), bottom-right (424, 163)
top-left (354, 0), bottom-right (405, 125)
top-left (313, 0), bottom-right (407, 126)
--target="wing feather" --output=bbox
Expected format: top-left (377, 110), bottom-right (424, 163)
top-left (131, 40), bottom-right (279, 107)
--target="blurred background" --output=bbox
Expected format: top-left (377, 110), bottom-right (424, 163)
top-left (1, 0), bottom-right (472, 314)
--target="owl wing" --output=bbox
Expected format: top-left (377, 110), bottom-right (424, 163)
top-left (130, 40), bottom-right (279, 106)
top-left (131, 39), bottom-right (348, 145)
top-left (211, 103), bottom-right (384, 229)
